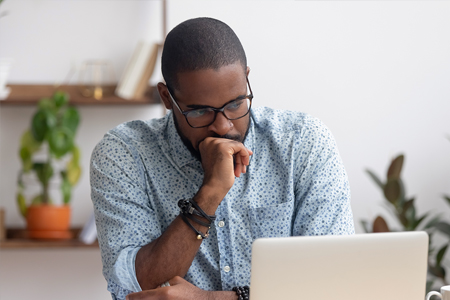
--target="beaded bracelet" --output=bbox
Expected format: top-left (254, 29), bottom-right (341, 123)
top-left (232, 286), bottom-right (250, 300)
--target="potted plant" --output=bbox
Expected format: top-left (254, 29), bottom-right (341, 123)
top-left (362, 154), bottom-right (446, 293)
top-left (16, 91), bottom-right (81, 239)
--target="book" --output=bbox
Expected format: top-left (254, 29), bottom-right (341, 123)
top-left (79, 211), bottom-right (97, 244)
top-left (115, 42), bottom-right (143, 99)
top-left (133, 43), bottom-right (161, 99)
top-left (149, 43), bottom-right (164, 87)
top-left (115, 41), bottom-right (160, 100)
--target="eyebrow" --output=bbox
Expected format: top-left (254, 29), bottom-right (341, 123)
top-left (186, 94), bottom-right (248, 110)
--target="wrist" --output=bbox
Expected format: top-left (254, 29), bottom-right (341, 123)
top-left (207, 291), bottom-right (238, 300)
top-left (194, 185), bottom-right (227, 215)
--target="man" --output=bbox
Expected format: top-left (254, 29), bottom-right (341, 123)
top-left (90, 17), bottom-right (354, 300)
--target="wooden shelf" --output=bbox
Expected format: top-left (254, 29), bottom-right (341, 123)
top-left (0, 228), bottom-right (99, 249)
top-left (0, 84), bottom-right (161, 106)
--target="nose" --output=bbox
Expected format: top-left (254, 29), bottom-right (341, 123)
top-left (207, 111), bottom-right (233, 136)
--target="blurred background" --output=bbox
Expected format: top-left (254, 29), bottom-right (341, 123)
top-left (0, 0), bottom-right (449, 299)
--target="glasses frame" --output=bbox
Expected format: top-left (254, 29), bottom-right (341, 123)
top-left (167, 77), bottom-right (253, 128)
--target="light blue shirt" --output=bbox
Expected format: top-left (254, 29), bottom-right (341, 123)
top-left (90, 107), bottom-right (355, 300)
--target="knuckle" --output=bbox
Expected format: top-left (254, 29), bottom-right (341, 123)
top-left (160, 289), bottom-right (171, 300)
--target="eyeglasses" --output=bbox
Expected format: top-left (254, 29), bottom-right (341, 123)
top-left (167, 77), bottom-right (253, 128)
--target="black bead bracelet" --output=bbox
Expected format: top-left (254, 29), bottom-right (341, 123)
top-left (232, 286), bottom-right (250, 300)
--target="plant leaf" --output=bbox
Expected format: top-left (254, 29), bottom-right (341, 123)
top-left (71, 145), bottom-right (81, 164)
top-left (402, 198), bottom-right (415, 229)
top-left (365, 169), bottom-right (384, 189)
top-left (32, 162), bottom-right (53, 186)
top-left (428, 264), bottom-right (446, 279)
top-left (53, 91), bottom-right (69, 108)
top-left (444, 195), bottom-right (450, 207)
top-left (31, 110), bottom-right (48, 142)
top-left (412, 213), bottom-right (429, 231)
top-left (20, 130), bottom-right (41, 153)
top-left (60, 176), bottom-right (72, 204)
top-left (435, 222), bottom-right (450, 238)
top-left (426, 280), bottom-right (435, 294)
top-left (48, 127), bottom-right (74, 158)
top-left (16, 192), bottom-right (27, 218)
top-left (404, 203), bottom-right (418, 230)
top-left (384, 179), bottom-right (401, 205)
top-left (360, 220), bottom-right (370, 233)
top-left (424, 215), bottom-right (442, 230)
top-left (62, 107), bottom-right (80, 134)
top-left (38, 97), bottom-right (54, 110)
top-left (19, 146), bottom-right (32, 171)
top-left (66, 163), bottom-right (81, 186)
top-left (31, 109), bottom-right (57, 142)
top-left (403, 198), bottom-right (414, 212)
top-left (436, 244), bottom-right (448, 266)
top-left (387, 154), bottom-right (404, 180)
top-left (373, 216), bottom-right (390, 232)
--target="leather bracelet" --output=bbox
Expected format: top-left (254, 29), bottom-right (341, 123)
top-left (178, 199), bottom-right (205, 219)
top-left (178, 199), bottom-right (216, 223)
top-left (184, 212), bottom-right (211, 228)
top-left (232, 286), bottom-right (250, 300)
top-left (180, 213), bottom-right (210, 240)
top-left (189, 198), bottom-right (216, 222)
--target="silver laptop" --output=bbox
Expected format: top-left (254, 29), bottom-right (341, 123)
top-left (250, 231), bottom-right (428, 300)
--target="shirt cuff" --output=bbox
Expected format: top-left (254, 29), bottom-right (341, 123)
top-left (109, 246), bottom-right (142, 298)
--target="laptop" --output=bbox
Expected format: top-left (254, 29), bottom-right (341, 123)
top-left (250, 231), bottom-right (428, 300)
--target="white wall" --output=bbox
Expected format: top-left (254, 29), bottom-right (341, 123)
top-left (165, 0), bottom-right (450, 227)
top-left (1, 0), bottom-right (450, 299)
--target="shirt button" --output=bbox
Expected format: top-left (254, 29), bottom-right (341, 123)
top-left (224, 266), bottom-right (230, 272)
top-left (218, 221), bottom-right (225, 228)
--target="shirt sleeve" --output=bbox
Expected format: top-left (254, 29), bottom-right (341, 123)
top-left (292, 116), bottom-right (355, 236)
top-left (90, 130), bottom-right (162, 300)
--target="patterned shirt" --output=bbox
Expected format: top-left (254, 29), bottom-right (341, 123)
top-left (90, 107), bottom-right (355, 300)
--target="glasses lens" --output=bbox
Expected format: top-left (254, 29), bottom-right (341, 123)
top-left (185, 97), bottom-right (252, 128)
top-left (186, 108), bottom-right (215, 128)
top-left (224, 97), bottom-right (251, 120)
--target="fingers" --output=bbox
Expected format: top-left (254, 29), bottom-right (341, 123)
top-left (126, 276), bottom-right (191, 300)
top-left (126, 290), bottom-right (156, 300)
top-left (199, 137), bottom-right (253, 194)
top-left (233, 146), bottom-right (252, 177)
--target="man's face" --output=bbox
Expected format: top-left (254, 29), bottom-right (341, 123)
top-left (162, 63), bottom-right (251, 160)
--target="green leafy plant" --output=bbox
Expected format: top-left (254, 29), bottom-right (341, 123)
top-left (429, 139), bottom-right (450, 287)
top-left (16, 91), bottom-right (81, 217)
top-left (362, 154), bottom-right (446, 292)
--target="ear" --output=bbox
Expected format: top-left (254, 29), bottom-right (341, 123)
top-left (157, 82), bottom-right (172, 110)
top-left (246, 66), bottom-right (250, 77)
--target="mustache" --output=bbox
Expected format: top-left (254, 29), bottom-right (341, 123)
top-left (210, 133), bottom-right (242, 142)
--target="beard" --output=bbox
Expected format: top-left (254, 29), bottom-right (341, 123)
top-left (172, 111), bottom-right (251, 162)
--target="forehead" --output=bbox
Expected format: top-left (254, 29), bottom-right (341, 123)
top-left (174, 63), bottom-right (247, 106)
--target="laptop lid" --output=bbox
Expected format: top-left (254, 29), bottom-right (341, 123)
top-left (250, 231), bottom-right (428, 300)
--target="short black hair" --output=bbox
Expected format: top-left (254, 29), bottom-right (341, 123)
top-left (161, 17), bottom-right (247, 90)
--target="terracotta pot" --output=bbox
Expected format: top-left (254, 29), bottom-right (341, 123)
top-left (26, 205), bottom-right (72, 240)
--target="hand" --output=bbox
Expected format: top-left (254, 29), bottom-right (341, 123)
top-left (126, 276), bottom-right (212, 300)
top-left (199, 137), bottom-right (253, 197)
